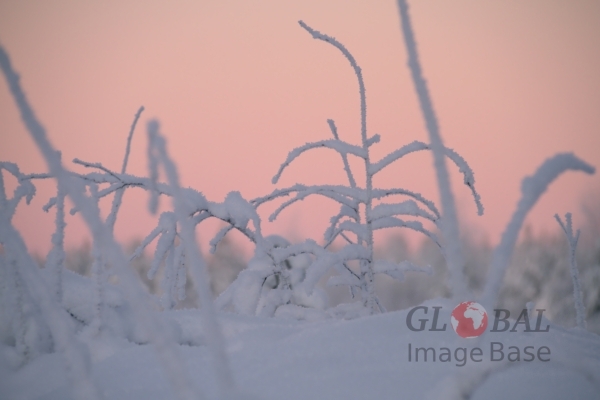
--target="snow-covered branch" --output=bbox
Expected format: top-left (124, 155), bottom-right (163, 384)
top-left (106, 105), bottom-right (144, 233)
top-left (481, 153), bottom-right (595, 307)
top-left (371, 188), bottom-right (440, 219)
top-left (299, 20), bottom-right (368, 146)
top-left (370, 200), bottom-right (437, 223)
top-left (254, 184), bottom-right (362, 223)
top-left (0, 162), bottom-right (37, 219)
top-left (324, 204), bottom-right (360, 246)
top-left (272, 138), bottom-right (366, 184)
top-left (370, 141), bottom-right (484, 216)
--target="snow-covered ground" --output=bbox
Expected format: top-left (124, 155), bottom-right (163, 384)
top-left (2, 300), bottom-right (599, 400)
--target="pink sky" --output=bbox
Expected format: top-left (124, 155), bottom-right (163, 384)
top-left (1, 1), bottom-right (599, 258)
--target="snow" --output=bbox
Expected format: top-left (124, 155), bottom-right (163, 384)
top-left (2, 1), bottom-right (599, 398)
top-left (2, 305), bottom-right (599, 400)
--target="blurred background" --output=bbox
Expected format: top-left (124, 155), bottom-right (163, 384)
top-left (1, 1), bottom-right (599, 329)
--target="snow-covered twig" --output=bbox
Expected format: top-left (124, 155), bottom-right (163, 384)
top-left (272, 138), bottom-right (366, 184)
top-left (105, 105), bottom-right (144, 233)
top-left (265, 185), bottom-right (360, 222)
top-left (73, 158), bottom-right (121, 180)
top-left (209, 224), bottom-right (235, 254)
top-left (370, 200), bottom-right (437, 223)
top-left (324, 204), bottom-right (360, 247)
top-left (78, 170), bottom-right (172, 199)
top-left (371, 141), bottom-right (483, 215)
top-left (372, 187), bottom-right (440, 218)
top-left (298, 21), bottom-right (367, 147)
top-left (555, 212), bottom-right (587, 329)
top-left (147, 126), bottom-right (160, 214)
top-left (44, 167), bottom-right (66, 304)
top-left (254, 183), bottom-right (365, 207)
top-left (147, 213), bottom-right (178, 280)
top-left (0, 162), bottom-right (36, 218)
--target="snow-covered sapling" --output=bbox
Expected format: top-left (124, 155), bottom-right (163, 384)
top-left (254, 20), bottom-right (484, 314)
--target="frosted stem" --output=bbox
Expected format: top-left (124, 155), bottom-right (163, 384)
top-left (89, 246), bottom-right (104, 335)
top-left (148, 120), bottom-right (235, 397)
top-left (299, 20), bottom-right (378, 312)
top-left (396, 0), bottom-right (468, 300)
top-left (555, 213), bottom-right (587, 329)
top-left (106, 106), bottom-right (144, 233)
top-left (481, 153), bottom-right (594, 308)
top-left (45, 172), bottom-right (66, 304)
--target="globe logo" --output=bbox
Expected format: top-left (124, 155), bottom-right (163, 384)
top-left (451, 301), bottom-right (488, 338)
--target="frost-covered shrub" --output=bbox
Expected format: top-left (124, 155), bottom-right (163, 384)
top-left (245, 20), bottom-right (484, 316)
